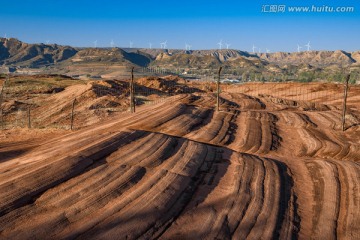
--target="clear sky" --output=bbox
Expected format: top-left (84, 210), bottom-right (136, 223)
top-left (0, 0), bottom-right (359, 52)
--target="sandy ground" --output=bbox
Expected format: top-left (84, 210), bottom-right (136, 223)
top-left (0, 82), bottom-right (359, 239)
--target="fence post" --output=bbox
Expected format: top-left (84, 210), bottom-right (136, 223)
top-left (342, 74), bottom-right (350, 131)
top-left (70, 98), bottom-right (76, 130)
top-left (217, 67), bottom-right (222, 111)
top-left (0, 74), bottom-right (8, 109)
top-left (27, 106), bottom-right (31, 129)
top-left (0, 76), bottom-right (6, 129)
top-left (0, 109), bottom-right (3, 129)
top-left (130, 67), bottom-right (135, 113)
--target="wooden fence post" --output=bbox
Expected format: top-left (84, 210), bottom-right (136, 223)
top-left (217, 67), bottom-right (222, 111)
top-left (342, 74), bottom-right (350, 131)
top-left (130, 67), bottom-right (135, 113)
top-left (70, 98), bottom-right (76, 130)
top-left (0, 75), bottom-right (8, 129)
top-left (0, 109), bottom-right (3, 129)
top-left (27, 106), bottom-right (31, 129)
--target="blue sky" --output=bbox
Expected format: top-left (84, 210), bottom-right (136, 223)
top-left (0, 0), bottom-right (359, 52)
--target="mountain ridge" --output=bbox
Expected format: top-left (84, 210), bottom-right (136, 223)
top-left (0, 38), bottom-right (359, 76)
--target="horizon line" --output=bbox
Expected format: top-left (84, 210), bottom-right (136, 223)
top-left (1, 37), bottom-right (359, 53)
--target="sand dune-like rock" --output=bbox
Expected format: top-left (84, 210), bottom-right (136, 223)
top-left (0, 83), bottom-right (359, 239)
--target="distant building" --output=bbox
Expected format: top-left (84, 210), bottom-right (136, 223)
top-left (221, 78), bottom-right (241, 84)
top-left (16, 68), bottom-right (42, 75)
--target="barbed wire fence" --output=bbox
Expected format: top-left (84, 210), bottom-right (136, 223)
top-left (223, 82), bottom-right (346, 106)
top-left (0, 68), bottom-right (358, 131)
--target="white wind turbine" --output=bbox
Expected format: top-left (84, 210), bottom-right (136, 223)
top-left (266, 48), bottom-right (270, 53)
top-left (252, 44), bottom-right (257, 53)
top-left (217, 39), bottom-right (223, 50)
top-left (258, 48), bottom-right (261, 53)
top-left (305, 41), bottom-right (311, 51)
top-left (149, 42), bottom-right (152, 49)
top-left (297, 44), bottom-right (302, 53)
top-left (110, 39), bottom-right (115, 48)
top-left (94, 40), bottom-right (97, 48)
top-left (129, 41), bottom-right (133, 48)
top-left (185, 43), bottom-right (191, 50)
top-left (225, 43), bottom-right (231, 49)
top-left (160, 40), bottom-right (167, 49)
top-left (46, 40), bottom-right (50, 44)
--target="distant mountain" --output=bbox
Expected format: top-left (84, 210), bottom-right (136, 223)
top-left (149, 50), bottom-right (272, 73)
top-left (258, 50), bottom-right (356, 67)
top-left (0, 38), bottom-right (152, 68)
top-left (149, 48), bottom-right (357, 70)
top-left (351, 51), bottom-right (360, 63)
top-left (69, 48), bottom-right (152, 67)
top-left (0, 38), bottom-right (358, 75)
top-left (0, 38), bottom-right (77, 67)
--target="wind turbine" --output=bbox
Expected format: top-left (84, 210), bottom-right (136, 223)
top-left (149, 42), bottom-right (152, 49)
top-left (129, 41), bottom-right (133, 48)
top-left (110, 39), bottom-right (115, 48)
top-left (305, 41), bottom-right (311, 51)
top-left (297, 44), bottom-right (302, 52)
top-left (185, 43), bottom-right (191, 50)
top-left (160, 40), bottom-right (167, 49)
top-left (94, 40), bottom-right (97, 48)
top-left (266, 48), bottom-right (270, 53)
top-left (225, 43), bottom-right (231, 49)
top-left (252, 44), bottom-right (257, 53)
top-left (217, 40), bottom-right (223, 50)
top-left (46, 40), bottom-right (50, 44)
top-left (258, 48), bottom-right (261, 54)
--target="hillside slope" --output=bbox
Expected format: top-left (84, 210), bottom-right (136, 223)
top-left (0, 38), bottom-right (77, 67)
top-left (0, 86), bottom-right (359, 239)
